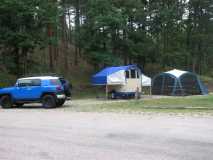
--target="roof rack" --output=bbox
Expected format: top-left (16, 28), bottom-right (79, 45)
top-left (20, 73), bottom-right (63, 78)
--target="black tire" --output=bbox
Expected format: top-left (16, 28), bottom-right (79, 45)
top-left (57, 99), bottom-right (65, 106)
top-left (108, 90), bottom-right (116, 99)
top-left (111, 92), bottom-right (117, 99)
top-left (0, 95), bottom-right (13, 108)
top-left (15, 103), bottom-right (24, 107)
top-left (42, 95), bottom-right (56, 108)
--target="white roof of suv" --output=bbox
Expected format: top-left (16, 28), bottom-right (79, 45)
top-left (18, 76), bottom-right (59, 81)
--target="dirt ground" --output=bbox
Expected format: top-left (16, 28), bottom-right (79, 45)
top-left (71, 95), bottom-right (172, 106)
top-left (0, 100), bottom-right (213, 160)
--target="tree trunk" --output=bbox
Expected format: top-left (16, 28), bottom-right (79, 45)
top-left (48, 24), bottom-right (54, 71)
top-left (61, 1), bottom-right (69, 71)
top-left (192, 57), bottom-right (196, 73)
top-left (74, 0), bottom-right (80, 66)
top-left (14, 47), bottom-right (21, 77)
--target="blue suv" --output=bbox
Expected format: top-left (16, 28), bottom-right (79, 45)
top-left (0, 76), bottom-right (68, 108)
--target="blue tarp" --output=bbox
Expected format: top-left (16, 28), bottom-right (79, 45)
top-left (92, 65), bottom-right (137, 85)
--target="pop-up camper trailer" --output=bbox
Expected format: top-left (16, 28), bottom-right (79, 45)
top-left (92, 65), bottom-right (142, 99)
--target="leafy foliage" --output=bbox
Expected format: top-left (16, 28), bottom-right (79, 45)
top-left (0, 0), bottom-right (59, 76)
top-left (0, 0), bottom-right (213, 78)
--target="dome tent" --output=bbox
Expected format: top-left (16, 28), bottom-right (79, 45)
top-left (152, 69), bottom-right (208, 96)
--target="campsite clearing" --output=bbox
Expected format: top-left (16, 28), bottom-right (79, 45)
top-left (1, 94), bottom-right (212, 114)
top-left (5, 94), bottom-right (212, 114)
top-left (63, 94), bottom-right (213, 114)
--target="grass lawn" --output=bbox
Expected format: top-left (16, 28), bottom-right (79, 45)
top-left (68, 94), bottom-right (213, 114)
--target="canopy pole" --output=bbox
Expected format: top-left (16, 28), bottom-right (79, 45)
top-left (105, 85), bottom-right (108, 99)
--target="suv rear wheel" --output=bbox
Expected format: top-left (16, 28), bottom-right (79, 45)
top-left (0, 95), bottom-right (13, 108)
top-left (57, 99), bottom-right (65, 107)
top-left (42, 95), bottom-right (56, 108)
top-left (15, 103), bottom-right (24, 107)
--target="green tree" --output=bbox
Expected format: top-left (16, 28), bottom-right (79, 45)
top-left (186, 0), bottom-right (213, 73)
top-left (80, 0), bottom-right (125, 68)
top-left (0, 0), bottom-right (59, 76)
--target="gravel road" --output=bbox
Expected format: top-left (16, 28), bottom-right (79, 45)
top-left (0, 103), bottom-right (213, 160)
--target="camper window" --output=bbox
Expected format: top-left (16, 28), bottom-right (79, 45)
top-left (125, 70), bottom-right (130, 78)
top-left (130, 69), bottom-right (136, 78)
top-left (136, 71), bottom-right (139, 78)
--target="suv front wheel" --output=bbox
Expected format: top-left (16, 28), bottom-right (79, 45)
top-left (42, 95), bottom-right (56, 108)
top-left (0, 95), bottom-right (13, 108)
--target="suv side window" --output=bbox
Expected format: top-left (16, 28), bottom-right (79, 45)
top-left (18, 79), bottom-right (32, 87)
top-left (31, 79), bottom-right (41, 86)
top-left (18, 79), bottom-right (41, 87)
top-left (50, 79), bottom-right (61, 86)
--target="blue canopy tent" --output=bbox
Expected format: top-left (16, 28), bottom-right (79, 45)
top-left (92, 65), bottom-right (142, 99)
top-left (92, 65), bottom-right (139, 85)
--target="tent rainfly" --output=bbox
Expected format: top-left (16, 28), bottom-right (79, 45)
top-left (141, 74), bottom-right (151, 86)
top-left (152, 69), bottom-right (208, 96)
top-left (141, 74), bottom-right (152, 95)
top-left (92, 65), bottom-right (142, 98)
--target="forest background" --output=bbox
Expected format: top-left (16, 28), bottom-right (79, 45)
top-left (0, 0), bottom-right (213, 92)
